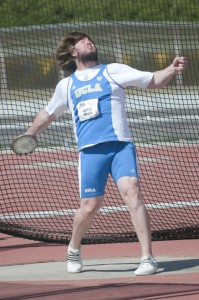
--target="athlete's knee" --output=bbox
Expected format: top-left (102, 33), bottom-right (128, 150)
top-left (80, 196), bottom-right (103, 217)
top-left (118, 177), bottom-right (140, 199)
top-left (118, 177), bottom-right (144, 210)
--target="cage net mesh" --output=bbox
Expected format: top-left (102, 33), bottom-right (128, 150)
top-left (0, 0), bottom-right (199, 244)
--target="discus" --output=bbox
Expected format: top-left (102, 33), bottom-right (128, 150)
top-left (11, 135), bottom-right (38, 155)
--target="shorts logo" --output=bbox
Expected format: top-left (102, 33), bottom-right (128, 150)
top-left (85, 188), bottom-right (96, 193)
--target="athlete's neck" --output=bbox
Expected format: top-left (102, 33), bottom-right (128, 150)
top-left (76, 60), bottom-right (99, 71)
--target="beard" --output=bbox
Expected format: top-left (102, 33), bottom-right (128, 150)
top-left (78, 48), bottom-right (98, 63)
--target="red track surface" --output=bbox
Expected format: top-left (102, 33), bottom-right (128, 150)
top-left (0, 233), bottom-right (199, 300)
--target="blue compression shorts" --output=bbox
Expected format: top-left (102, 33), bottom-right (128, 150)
top-left (78, 141), bottom-right (139, 198)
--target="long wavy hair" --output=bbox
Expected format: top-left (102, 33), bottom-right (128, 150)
top-left (55, 32), bottom-right (95, 75)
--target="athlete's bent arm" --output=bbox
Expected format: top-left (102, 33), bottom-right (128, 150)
top-left (147, 56), bottom-right (188, 89)
top-left (25, 109), bottom-right (55, 136)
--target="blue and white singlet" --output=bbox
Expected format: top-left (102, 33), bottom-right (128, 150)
top-left (45, 63), bottom-right (153, 150)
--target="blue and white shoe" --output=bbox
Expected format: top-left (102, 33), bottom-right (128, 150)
top-left (134, 256), bottom-right (157, 276)
top-left (67, 244), bottom-right (83, 273)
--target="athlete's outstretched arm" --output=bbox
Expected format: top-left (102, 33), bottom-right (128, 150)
top-left (147, 56), bottom-right (188, 89)
top-left (25, 109), bottom-right (55, 136)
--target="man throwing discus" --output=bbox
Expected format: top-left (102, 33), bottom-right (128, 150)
top-left (25, 32), bottom-right (187, 275)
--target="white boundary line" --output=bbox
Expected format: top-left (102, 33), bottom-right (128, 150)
top-left (0, 200), bottom-right (199, 220)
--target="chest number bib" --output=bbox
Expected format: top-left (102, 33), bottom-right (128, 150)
top-left (77, 99), bottom-right (100, 121)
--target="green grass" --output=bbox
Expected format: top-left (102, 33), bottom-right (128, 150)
top-left (0, 0), bottom-right (199, 27)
